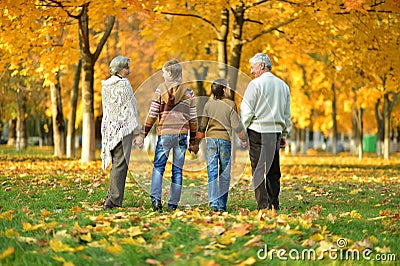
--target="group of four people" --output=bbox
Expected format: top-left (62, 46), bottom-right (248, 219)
top-left (100, 53), bottom-right (291, 212)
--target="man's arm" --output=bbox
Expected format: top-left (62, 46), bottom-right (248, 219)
top-left (282, 85), bottom-right (291, 139)
top-left (240, 82), bottom-right (257, 129)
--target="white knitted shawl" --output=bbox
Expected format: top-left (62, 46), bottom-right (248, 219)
top-left (101, 75), bottom-right (141, 170)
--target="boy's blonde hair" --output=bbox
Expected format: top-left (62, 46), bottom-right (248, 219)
top-left (162, 60), bottom-right (182, 81)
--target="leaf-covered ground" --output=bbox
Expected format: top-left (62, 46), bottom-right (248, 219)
top-left (0, 147), bottom-right (399, 265)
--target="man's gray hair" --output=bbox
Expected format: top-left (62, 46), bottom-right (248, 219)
top-left (249, 53), bottom-right (272, 70)
top-left (109, 56), bottom-right (130, 75)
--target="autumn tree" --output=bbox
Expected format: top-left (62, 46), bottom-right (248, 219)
top-left (338, 0), bottom-right (400, 159)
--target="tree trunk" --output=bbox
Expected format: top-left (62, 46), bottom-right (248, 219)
top-left (80, 57), bottom-right (96, 163)
top-left (351, 114), bottom-right (357, 155)
top-left (217, 8), bottom-right (229, 78)
top-left (33, 103), bottom-right (44, 147)
top-left (356, 108), bottom-right (364, 160)
top-left (35, 115), bottom-right (44, 147)
top-left (375, 99), bottom-right (384, 156)
top-left (7, 119), bottom-right (17, 145)
top-left (228, 4), bottom-right (244, 94)
top-left (383, 93), bottom-right (390, 160)
top-left (331, 82), bottom-right (338, 155)
top-left (16, 93), bottom-right (28, 151)
top-left (78, 4), bottom-right (115, 163)
top-left (67, 60), bottom-right (81, 158)
top-left (50, 74), bottom-right (66, 156)
top-left (300, 128), bottom-right (306, 155)
top-left (290, 127), bottom-right (298, 155)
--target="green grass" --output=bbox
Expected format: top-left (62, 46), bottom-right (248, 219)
top-left (0, 146), bottom-right (399, 265)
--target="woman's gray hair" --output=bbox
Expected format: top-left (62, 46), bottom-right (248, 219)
top-left (109, 56), bottom-right (130, 75)
top-left (249, 53), bottom-right (272, 70)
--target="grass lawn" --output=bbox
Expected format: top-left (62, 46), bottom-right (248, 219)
top-left (0, 145), bottom-right (399, 265)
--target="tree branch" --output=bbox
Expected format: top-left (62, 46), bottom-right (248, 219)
top-left (245, 0), bottom-right (269, 10)
top-left (157, 11), bottom-right (219, 34)
top-left (93, 16), bottom-right (115, 62)
top-left (244, 19), bottom-right (263, 25)
top-left (242, 17), bottom-right (297, 45)
top-left (46, 0), bottom-right (83, 19)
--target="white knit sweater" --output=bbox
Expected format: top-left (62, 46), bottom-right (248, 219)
top-left (240, 72), bottom-right (291, 138)
top-left (101, 75), bottom-right (141, 170)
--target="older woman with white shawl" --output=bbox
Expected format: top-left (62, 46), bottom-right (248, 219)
top-left (101, 56), bottom-right (141, 209)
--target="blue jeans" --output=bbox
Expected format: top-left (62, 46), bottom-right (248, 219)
top-left (151, 134), bottom-right (187, 208)
top-left (206, 138), bottom-right (232, 211)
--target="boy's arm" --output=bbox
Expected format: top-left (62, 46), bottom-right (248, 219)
top-left (141, 89), bottom-right (161, 138)
top-left (135, 89), bottom-right (161, 149)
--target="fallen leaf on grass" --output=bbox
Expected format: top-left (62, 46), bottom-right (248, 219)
top-left (244, 235), bottom-right (262, 247)
top-left (127, 226), bottom-right (143, 237)
top-left (366, 216), bottom-right (387, 221)
top-left (87, 238), bottom-right (109, 248)
top-left (218, 231), bottom-right (237, 245)
top-left (0, 210), bottom-right (14, 221)
top-left (309, 233), bottom-right (325, 241)
top-left (79, 233), bottom-right (92, 242)
top-left (375, 246), bottom-right (392, 253)
top-left (4, 228), bottom-right (19, 237)
top-left (105, 245), bottom-right (123, 255)
top-left (199, 259), bottom-right (219, 266)
top-left (0, 247), bottom-right (14, 260)
top-left (17, 236), bottom-right (37, 245)
top-left (22, 222), bottom-right (44, 232)
top-left (349, 189), bottom-right (362, 194)
top-left (50, 239), bottom-right (84, 253)
top-left (326, 213), bottom-right (336, 223)
top-left (199, 226), bottom-right (226, 240)
top-left (302, 239), bottom-right (316, 247)
top-left (146, 258), bottom-right (163, 265)
top-left (41, 209), bottom-right (52, 218)
top-left (70, 206), bottom-right (82, 214)
top-left (340, 210), bottom-right (362, 219)
top-left (217, 252), bottom-right (238, 260)
top-left (286, 229), bottom-right (303, 236)
top-left (237, 256), bottom-right (256, 266)
top-left (53, 256), bottom-right (75, 266)
top-left (230, 224), bottom-right (251, 236)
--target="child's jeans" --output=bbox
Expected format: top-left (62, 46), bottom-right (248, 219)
top-left (206, 138), bottom-right (232, 211)
top-left (150, 134), bottom-right (187, 209)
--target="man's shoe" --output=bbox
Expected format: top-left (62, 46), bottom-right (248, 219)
top-left (268, 204), bottom-right (280, 211)
top-left (211, 206), bottom-right (219, 212)
top-left (152, 200), bottom-right (162, 212)
top-left (103, 198), bottom-right (118, 209)
top-left (167, 204), bottom-right (177, 211)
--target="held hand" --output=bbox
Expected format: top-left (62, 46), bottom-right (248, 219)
top-left (188, 144), bottom-right (199, 155)
top-left (280, 138), bottom-right (287, 149)
top-left (240, 140), bottom-right (248, 149)
top-left (134, 135), bottom-right (144, 149)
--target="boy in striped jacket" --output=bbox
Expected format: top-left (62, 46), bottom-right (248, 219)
top-left (136, 60), bottom-right (197, 212)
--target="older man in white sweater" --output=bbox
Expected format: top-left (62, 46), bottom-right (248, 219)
top-left (240, 53), bottom-right (291, 211)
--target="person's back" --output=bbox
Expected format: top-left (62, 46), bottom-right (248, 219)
top-left (153, 81), bottom-right (196, 137)
top-left (242, 72), bottom-right (290, 135)
top-left (197, 79), bottom-right (246, 212)
top-left (200, 97), bottom-right (240, 142)
top-left (138, 59), bottom-right (197, 212)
